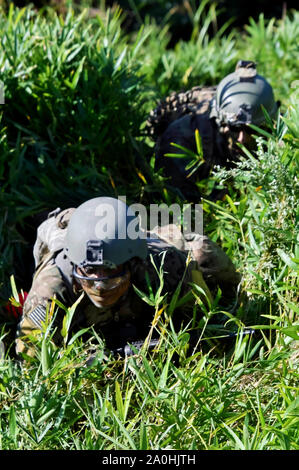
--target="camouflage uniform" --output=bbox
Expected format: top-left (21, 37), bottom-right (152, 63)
top-left (147, 86), bottom-right (230, 201)
top-left (16, 208), bottom-right (240, 356)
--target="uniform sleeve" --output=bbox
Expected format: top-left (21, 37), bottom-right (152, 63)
top-left (15, 261), bottom-right (68, 356)
top-left (144, 239), bottom-right (195, 299)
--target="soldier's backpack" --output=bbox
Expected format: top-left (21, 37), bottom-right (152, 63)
top-left (33, 207), bottom-right (75, 269)
top-left (146, 86), bottom-right (216, 141)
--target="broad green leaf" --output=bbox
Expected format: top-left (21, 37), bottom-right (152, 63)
top-left (168, 280), bottom-right (183, 315)
top-left (10, 275), bottom-right (19, 304)
top-left (222, 422), bottom-right (245, 450)
top-left (71, 56), bottom-right (86, 89)
top-left (142, 356), bottom-right (157, 389)
top-left (247, 223), bottom-right (261, 254)
top-left (68, 327), bottom-right (91, 345)
top-left (226, 194), bottom-right (238, 214)
top-left (283, 397), bottom-right (299, 418)
top-left (133, 284), bottom-right (155, 306)
top-left (41, 338), bottom-right (50, 376)
top-left (281, 326), bottom-right (299, 341)
top-left (164, 152), bottom-right (191, 159)
top-left (277, 249), bottom-right (299, 271)
top-left (115, 381), bottom-right (125, 421)
top-left (9, 406), bottom-right (17, 441)
top-left (195, 128), bottom-right (203, 158)
top-left (158, 352), bottom-right (171, 390)
top-left (123, 386), bottom-right (135, 423)
top-left (114, 46), bottom-right (127, 71)
top-left (139, 422), bottom-right (148, 450)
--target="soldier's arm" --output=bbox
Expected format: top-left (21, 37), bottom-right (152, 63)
top-left (185, 233), bottom-right (241, 295)
top-left (147, 230), bottom-right (214, 306)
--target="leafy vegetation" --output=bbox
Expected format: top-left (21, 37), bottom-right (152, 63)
top-left (0, 2), bottom-right (298, 450)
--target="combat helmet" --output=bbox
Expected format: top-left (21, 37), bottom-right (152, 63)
top-left (65, 197), bottom-right (148, 268)
top-left (210, 60), bottom-right (277, 127)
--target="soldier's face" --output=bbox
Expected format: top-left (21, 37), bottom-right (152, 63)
top-left (75, 265), bottom-right (131, 308)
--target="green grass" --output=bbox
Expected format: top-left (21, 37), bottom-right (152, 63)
top-left (0, 322), bottom-right (298, 450)
top-left (0, 3), bottom-right (298, 450)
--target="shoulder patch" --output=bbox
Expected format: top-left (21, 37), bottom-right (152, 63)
top-left (28, 305), bottom-right (47, 328)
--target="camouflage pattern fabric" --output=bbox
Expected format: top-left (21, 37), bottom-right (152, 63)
top-left (150, 224), bottom-right (240, 290)
top-left (16, 210), bottom-right (240, 356)
top-left (146, 86), bottom-right (217, 140)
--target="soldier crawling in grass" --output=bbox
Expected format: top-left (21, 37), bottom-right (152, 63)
top-left (15, 197), bottom-right (240, 358)
top-left (146, 60), bottom-right (279, 201)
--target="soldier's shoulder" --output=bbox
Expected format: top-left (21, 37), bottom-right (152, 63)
top-left (33, 207), bottom-right (75, 267)
top-left (146, 236), bottom-right (186, 259)
top-left (37, 207), bottom-right (75, 236)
